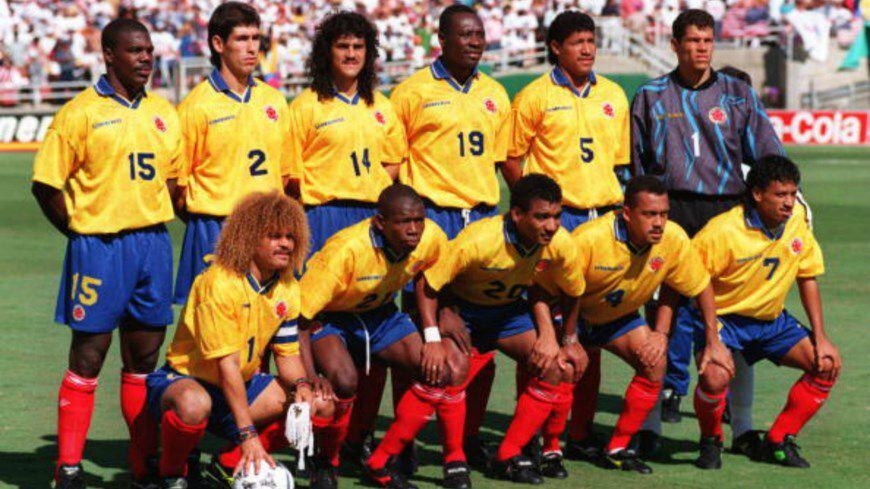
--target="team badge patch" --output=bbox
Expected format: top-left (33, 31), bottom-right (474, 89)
top-left (483, 98), bottom-right (497, 113)
top-left (275, 300), bottom-right (288, 318)
top-left (72, 304), bottom-right (86, 322)
top-left (791, 238), bottom-right (803, 254)
top-left (602, 102), bottom-right (615, 119)
top-left (154, 116), bottom-right (167, 132)
top-left (536, 259), bottom-right (551, 272)
top-left (708, 106), bottom-right (727, 125)
top-left (649, 256), bottom-right (665, 272)
top-left (265, 106), bottom-right (279, 121)
top-left (374, 111), bottom-right (386, 125)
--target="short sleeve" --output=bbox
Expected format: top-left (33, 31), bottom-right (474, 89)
top-left (32, 105), bottom-right (81, 189)
top-left (491, 89), bottom-right (511, 163)
top-left (549, 234), bottom-right (586, 297)
top-left (692, 225), bottom-right (732, 278)
top-left (271, 317), bottom-right (300, 357)
top-left (193, 285), bottom-right (242, 360)
top-left (162, 107), bottom-right (183, 180)
top-left (285, 97), bottom-right (308, 180)
top-left (508, 87), bottom-right (541, 159)
top-left (665, 230), bottom-right (711, 298)
top-left (177, 100), bottom-right (206, 187)
top-left (379, 101), bottom-right (408, 164)
top-left (390, 84), bottom-right (414, 138)
top-left (614, 88), bottom-right (631, 166)
top-left (424, 231), bottom-right (474, 292)
top-left (797, 229), bottom-right (825, 278)
top-left (279, 102), bottom-right (298, 178)
top-left (299, 246), bottom-right (350, 318)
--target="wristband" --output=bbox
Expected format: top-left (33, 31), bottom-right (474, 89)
top-left (423, 326), bottom-right (442, 343)
top-left (236, 425), bottom-right (258, 443)
top-left (561, 334), bottom-right (579, 345)
top-left (294, 377), bottom-right (313, 388)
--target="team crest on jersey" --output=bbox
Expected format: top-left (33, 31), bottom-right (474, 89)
top-left (790, 238), bottom-right (803, 254)
top-left (483, 98), bottom-right (498, 113)
top-left (374, 111), bottom-right (386, 125)
top-left (274, 300), bottom-right (288, 318)
top-left (602, 102), bottom-right (615, 119)
top-left (535, 259), bottom-right (551, 272)
top-left (153, 116), bottom-right (167, 132)
top-left (708, 106), bottom-right (728, 125)
top-left (265, 106), bottom-right (279, 121)
top-left (649, 256), bottom-right (665, 272)
top-left (72, 304), bottom-right (86, 322)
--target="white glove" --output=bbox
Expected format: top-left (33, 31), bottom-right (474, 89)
top-left (284, 402), bottom-right (314, 471)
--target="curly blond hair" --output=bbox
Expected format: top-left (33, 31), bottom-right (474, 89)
top-left (214, 191), bottom-right (309, 276)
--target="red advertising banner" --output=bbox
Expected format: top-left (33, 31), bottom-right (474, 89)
top-left (767, 110), bottom-right (870, 145)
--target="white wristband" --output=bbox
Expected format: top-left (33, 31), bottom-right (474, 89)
top-left (423, 326), bottom-right (442, 343)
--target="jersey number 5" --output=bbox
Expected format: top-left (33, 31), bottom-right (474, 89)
top-left (579, 138), bottom-right (594, 163)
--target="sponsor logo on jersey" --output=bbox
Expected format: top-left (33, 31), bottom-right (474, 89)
top-left (265, 106), bottom-right (279, 121)
top-left (709, 106), bottom-right (728, 125)
top-left (315, 117), bottom-right (345, 130)
top-left (208, 115), bottom-right (236, 126)
top-left (72, 304), bottom-right (86, 322)
top-left (546, 105), bottom-right (572, 112)
top-left (92, 118), bottom-right (122, 129)
top-left (602, 102), bottom-right (615, 119)
top-left (422, 100), bottom-right (451, 109)
top-left (275, 300), bottom-right (288, 318)
top-left (594, 265), bottom-right (624, 271)
top-left (791, 238), bottom-right (803, 254)
top-left (357, 274), bottom-right (385, 282)
top-left (483, 98), bottom-right (498, 113)
top-left (154, 116), bottom-right (167, 132)
top-left (536, 259), bottom-right (551, 272)
top-left (374, 111), bottom-right (386, 125)
top-left (649, 256), bottom-right (665, 272)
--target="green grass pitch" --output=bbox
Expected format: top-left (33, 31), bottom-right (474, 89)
top-left (0, 146), bottom-right (867, 488)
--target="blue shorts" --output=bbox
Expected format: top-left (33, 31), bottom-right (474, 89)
top-left (686, 307), bottom-right (810, 365)
top-left (146, 365), bottom-right (275, 440)
top-left (55, 225), bottom-right (173, 332)
top-left (424, 201), bottom-right (498, 239)
top-left (457, 300), bottom-right (535, 353)
top-left (306, 201), bottom-right (377, 256)
top-left (561, 205), bottom-right (620, 232)
top-left (174, 214), bottom-right (224, 304)
top-left (310, 304), bottom-right (418, 367)
top-left (578, 311), bottom-right (647, 348)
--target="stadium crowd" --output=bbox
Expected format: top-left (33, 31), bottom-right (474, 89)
top-left (0, 0), bottom-right (865, 104)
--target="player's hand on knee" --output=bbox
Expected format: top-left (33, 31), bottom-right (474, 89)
top-left (236, 437), bottom-right (275, 476)
top-left (638, 330), bottom-right (668, 370)
top-left (814, 335), bottom-right (842, 381)
top-left (699, 338), bottom-right (734, 378)
top-left (530, 334), bottom-right (559, 377)
top-left (422, 341), bottom-right (447, 385)
top-left (559, 343), bottom-right (588, 383)
top-left (439, 307), bottom-right (472, 355)
top-left (294, 381), bottom-right (314, 405)
top-left (312, 376), bottom-right (336, 401)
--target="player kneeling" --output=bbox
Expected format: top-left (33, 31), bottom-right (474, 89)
top-left (674, 155), bottom-right (841, 469)
top-left (147, 192), bottom-right (333, 489)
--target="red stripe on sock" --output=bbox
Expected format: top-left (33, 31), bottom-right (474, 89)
top-left (497, 378), bottom-right (559, 461)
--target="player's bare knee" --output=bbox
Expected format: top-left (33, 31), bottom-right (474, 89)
top-left (171, 390), bottom-right (212, 425)
top-left (540, 362), bottom-right (568, 385)
top-left (446, 349), bottom-right (469, 387)
top-left (699, 366), bottom-right (730, 394)
top-left (313, 395), bottom-right (335, 419)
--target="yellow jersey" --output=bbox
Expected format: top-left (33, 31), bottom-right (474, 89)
top-left (425, 214), bottom-right (585, 307)
top-left (391, 60), bottom-right (511, 208)
top-left (300, 218), bottom-right (447, 317)
top-left (509, 69), bottom-right (630, 210)
top-left (288, 88), bottom-right (406, 205)
top-left (693, 204), bottom-right (824, 320)
top-left (166, 264), bottom-right (300, 385)
top-left (32, 76), bottom-right (181, 234)
top-left (540, 212), bottom-right (709, 325)
top-left (178, 70), bottom-right (294, 216)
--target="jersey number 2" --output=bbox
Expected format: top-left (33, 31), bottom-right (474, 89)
top-left (248, 149), bottom-right (267, 176)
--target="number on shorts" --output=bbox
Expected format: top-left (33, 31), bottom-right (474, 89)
top-left (71, 274), bottom-right (102, 306)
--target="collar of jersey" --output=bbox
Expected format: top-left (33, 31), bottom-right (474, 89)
top-left (331, 87), bottom-right (360, 105)
top-left (503, 214), bottom-right (540, 258)
top-left (430, 58), bottom-right (478, 93)
top-left (670, 68), bottom-right (719, 92)
top-left (744, 206), bottom-right (786, 240)
top-left (208, 68), bottom-right (256, 103)
top-left (94, 75), bottom-right (146, 109)
top-left (369, 225), bottom-right (408, 263)
top-left (613, 213), bottom-right (650, 255)
top-left (246, 272), bottom-right (279, 294)
top-left (550, 66), bottom-right (596, 98)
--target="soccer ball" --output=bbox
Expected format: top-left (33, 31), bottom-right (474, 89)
top-left (233, 461), bottom-right (294, 489)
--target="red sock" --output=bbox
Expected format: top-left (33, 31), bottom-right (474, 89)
top-left (463, 351), bottom-right (496, 439)
top-left (368, 383), bottom-right (438, 470)
top-left (120, 372), bottom-right (157, 480)
top-left (346, 364), bottom-right (387, 445)
top-left (437, 385), bottom-right (467, 463)
top-left (694, 386), bottom-right (728, 440)
top-left (313, 396), bottom-right (354, 467)
top-left (542, 383), bottom-right (574, 454)
top-left (497, 378), bottom-right (559, 461)
top-left (768, 374), bottom-right (835, 444)
top-left (218, 419), bottom-right (288, 470)
top-left (568, 349), bottom-right (600, 442)
top-left (607, 376), bottom-right (662, 452)
top-left (57, 370), bottom-right (98, 468)
top-left (158, 410), bottom-right (206, 477)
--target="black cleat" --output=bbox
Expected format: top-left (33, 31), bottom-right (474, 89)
top-left (564, 432), bottom-right (604, 462)
top-left (661, 390), bottom-right (682, 423)
top-left (629, 430), bottom-right (662, 460)
top-left (397, 442), bottom-right (419, 477)
top-left (600, 449), bottom-right (653, 474)
top-left (311, 458), bottom-right (339, 489)
top-left (731, 430), bottom-right (765, 459)
top-left (491, 455), bottom-right (543, 485)
top-left (160, 478), bottom-right (188, 489)
top-left (365, 458), bottom-right (419, 489)
top-left (694, 436), bottom-right (723, 470)
top-left (185, 449), bottom-right (205, 488)
top-left (521, 436), bottom-right (543, 469)
top-left (463, 437), bottom-right (494, 472)
top-left (201, 458), bottom-right (234, 489)
top-left (442, 461), bottom-right (472, 489)
top-left (763, 435), bottom-right (810, 468)
top-left (343, 430), bottom-right (377, 468)
top-left (55, 464), bottom-right (86, 489)
top-left (539, 453), bottom-right (568, 479)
